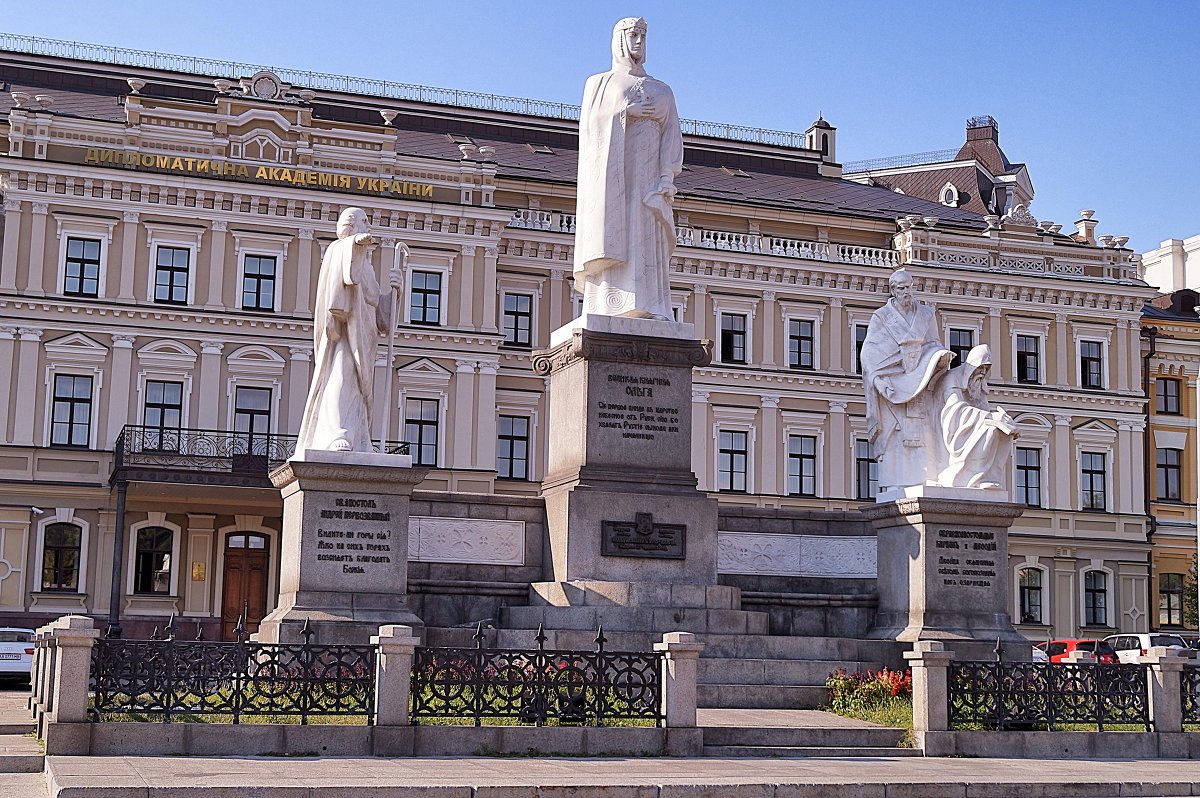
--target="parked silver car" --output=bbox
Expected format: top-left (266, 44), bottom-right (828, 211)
top-left (1103, 633), bottom-right (1190, 664)
top-left (0, 627), bottom-right (34, 683)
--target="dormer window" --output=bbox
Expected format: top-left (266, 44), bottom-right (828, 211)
top-left (940, 182), bottom-right (960, 207)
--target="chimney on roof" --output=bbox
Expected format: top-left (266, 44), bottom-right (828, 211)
top-left (1074, 209), bottom-right (1098, 245)
top-left (965, 114), bottom-right (999, 145)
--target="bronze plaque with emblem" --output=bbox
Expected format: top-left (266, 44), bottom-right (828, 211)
top-left (601, 512), bottom-right (686, 559)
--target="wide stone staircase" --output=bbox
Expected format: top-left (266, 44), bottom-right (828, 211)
top-left (698, 709), bottom-right (918, 758)
top-left (475, 624), bottom-right (903, 712)
top-left (0, 691), bottom-right (43, 774)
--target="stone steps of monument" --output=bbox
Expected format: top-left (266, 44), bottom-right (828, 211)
top-left (698, 657), bottom-right (871, 685)
top-left (0, 733), bottom-right (44, 772)
top-left (702, 744), bottom-right (920, 758)
top-left (693, 634), bottom-right (904, 666)
top-left (702, 725), bottom-right (908, 748)
top-left (698, 684), bottom-right (829, 709)
top-left (501, 605), bottom-right (769, 635)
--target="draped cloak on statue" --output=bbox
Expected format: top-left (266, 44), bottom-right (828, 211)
top-left (294, 214), bottom-right (386, 454)
top-left (937, 345), bottom-right (1018, 488)
top-left (573, 20), bottom-right (683, 320)
top-left (860, 299), bottom-right (954, 492)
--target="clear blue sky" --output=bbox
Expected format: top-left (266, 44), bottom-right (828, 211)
top-left (3, 0), bottom-right (1198, 254)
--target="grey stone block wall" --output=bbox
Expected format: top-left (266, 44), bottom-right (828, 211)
top-left (407, 491), bottom-right (547, 628)
top-left (408, 493), bottom-right (882, 637)
top-left (717, 505), bottom-right (879, 639)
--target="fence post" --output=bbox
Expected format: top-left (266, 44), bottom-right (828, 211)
top-left (47, 615), bottom-right (99, 724)
top-left (1140, 646), bottom-right (1188, 733)
top-left (654, 631), bottom-right (704, 728)
top-left (903, 640), bottom-right (954, 732)
top-left (30, 622), bottom-right (52, 716)
top-left (34, 616), bottom-right (67, 724)
top-left (372, 624), bottom-right (420, 726)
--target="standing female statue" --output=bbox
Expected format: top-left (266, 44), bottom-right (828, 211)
top-left (295, 207), bottom-right (401, 454)
top-left (574, 17), bottom-right (684, 321)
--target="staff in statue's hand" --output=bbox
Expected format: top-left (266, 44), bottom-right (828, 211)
top-left (379, 242), bottom-right (407, 454)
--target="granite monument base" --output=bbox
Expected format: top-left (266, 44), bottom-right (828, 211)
top-left (525, 317), bottom-right (756, 634)
top-left (255, 450), bottom-right (428, 646)
top-left (863, 494), bottom-right (1028, 658)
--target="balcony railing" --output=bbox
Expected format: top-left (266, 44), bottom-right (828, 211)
top-left (113, 425), bottom-right (298, 484)
top-left (680, 227), bottom-right (899, 267)
top-left (508, 209), bottom-right (575, 234)
top-left (112, 425), bottom-right (409, 486)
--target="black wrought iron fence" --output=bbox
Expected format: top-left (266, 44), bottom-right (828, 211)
top-left (1182, 666), bottom-right (1200, 724)
top-left (89, 620), bottom-right (375, 724)
top-left (410, 625), bottom-right (664, 727)
top-left (948, 661), bottom-right (1149, 731)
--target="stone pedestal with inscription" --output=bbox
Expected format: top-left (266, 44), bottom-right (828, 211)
top-left (255, 450), bottom-right (428, 646)
top-left (516, 316), bottom-right (766, 635)
top-left (863, 494), bottom-right (1028, 657)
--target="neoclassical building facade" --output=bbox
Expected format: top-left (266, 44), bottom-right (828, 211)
top-left (0, 39), bottom-right (1161, 644)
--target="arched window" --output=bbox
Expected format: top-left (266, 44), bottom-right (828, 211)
top-left (820, 132), bottom-right (829, 156)
top-left (1084, 569), bottom-right (1108, 626)
top-left (134, 526), bottom-right (174, 594)
top-left (41, 522), bottom-right (82, 592)
top-left (1017, 567), bottom-right (1043, 624)
top-left (940, 182), bottom-right (960, 208)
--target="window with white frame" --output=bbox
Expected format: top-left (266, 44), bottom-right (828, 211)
top-left (787, 434), bottom-right (817, 497)
top-left (63, 238), bottom-right (102, 298)
top-left (720, 313), bottom-right (747, 364)
top-left (409, 272), bottom-right (443, 326)
top-left (787, 319), bottom-right (815, 370)
top-left (234, 386), bottom-right (272, 447)
top-left (1015, 447), bottom-right (1042, 507)
top-left (947, 328), bottom-right (975, 368)
top-left (496, 415), bottom-right (530, 479)
top-left (40, 522), bottom-right (83, 592)
top-left (853, 324), bottom-right (869, 374)
top-left (1018, 566), bottom-right (1044, 624)
top-left (1078, 339), bottom-right (1105, 389)
top-left (1156, 447), bottom-right (1183, 501)
top-left (142, 380), bottom-right (183, 450)
top-left (1156, 377), bottom-right (1182, 415)
top-left (855, 438), bottom-right (878, 500)
top-left (502, 293), bottom-right (534, 348)
top-left (1016, 334), bottom-right (1041, 384)
top-left (154, 246), bottom-right (190, 305)
top-left (1160, 572), bottom-right (1185, 626)
top-left (405, 397), bottom-right (440, 466)
top-left (50, 374), bottom-right (93, 447)
top-left (134, 526), bottom-right (175, 595)
top-left (55, 214), bottom-right (115, 300)
top-left (1083, 569), bottom-right (1108, 626)
top-left (241, 254), bottom-right (277, 312)
top-left (1080, 451), bottom-right (1107, 510)
top-left (718, 430), bottom-right (748, 492)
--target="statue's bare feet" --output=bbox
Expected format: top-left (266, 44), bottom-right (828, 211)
top-left (331, 438), bottom-right (351, 451)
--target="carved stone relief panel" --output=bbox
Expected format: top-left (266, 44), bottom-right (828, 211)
top-left (408, 516), bottom-right (525, 566)
top-left (716, 532), bottom-right (877, 579)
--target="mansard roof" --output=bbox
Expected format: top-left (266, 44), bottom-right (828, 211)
top-left (0, 52), bottom-right (985, 230)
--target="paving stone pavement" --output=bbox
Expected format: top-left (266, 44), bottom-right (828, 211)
top-left (40, 754), bottom-right (1200, 797)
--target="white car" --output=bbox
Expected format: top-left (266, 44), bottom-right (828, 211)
top-left (1103, 633), bottom-right (1190, 664)
top-left (0, 627), bottom-right (34, 683)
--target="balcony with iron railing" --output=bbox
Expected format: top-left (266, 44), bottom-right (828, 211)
top-left (111, 425), bottom-right (408, 487)
top-left (504, 211), bottom-right (900, 269)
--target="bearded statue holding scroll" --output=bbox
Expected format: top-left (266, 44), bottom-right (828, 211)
top-left (574, 17), bottom-right (684, 321)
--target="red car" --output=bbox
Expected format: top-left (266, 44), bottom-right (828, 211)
top-left (1034, 639), bottom-right (1118, 664)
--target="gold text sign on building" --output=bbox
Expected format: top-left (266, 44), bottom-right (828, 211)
top-left (77, 147), bottom-right (455, 202)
